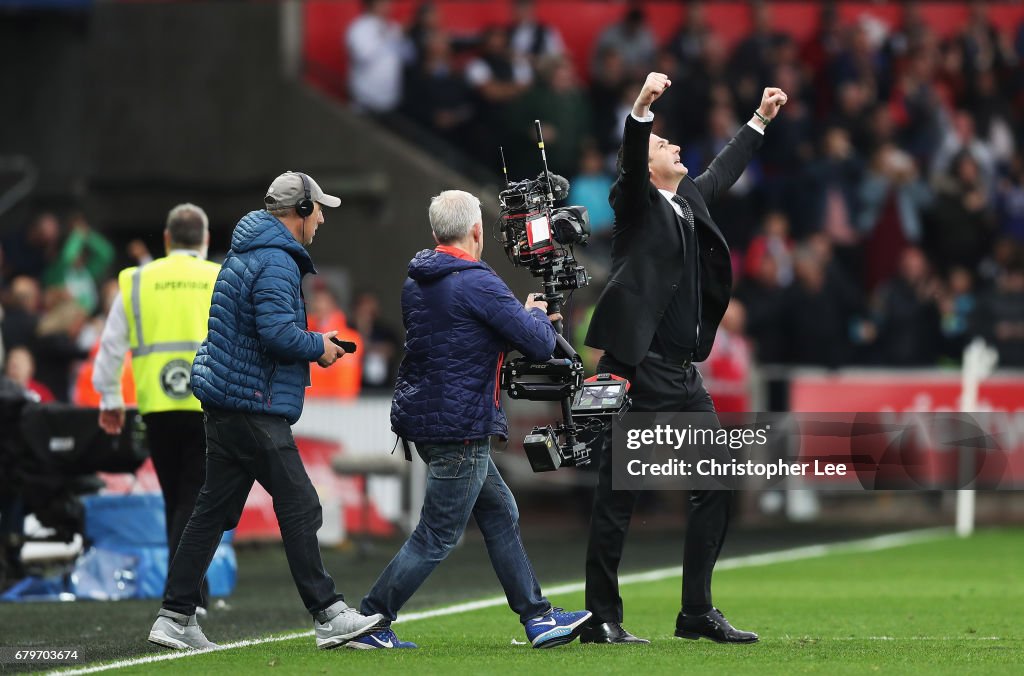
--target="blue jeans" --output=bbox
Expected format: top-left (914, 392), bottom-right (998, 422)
top-left (361, 438), bottom-right (550, 623)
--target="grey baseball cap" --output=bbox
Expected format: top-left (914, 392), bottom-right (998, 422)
top-left (264, 171), bottom-right (341, 210)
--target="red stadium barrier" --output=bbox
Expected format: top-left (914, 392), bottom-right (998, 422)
top-left (789, 371), bottom-right (1024, 488)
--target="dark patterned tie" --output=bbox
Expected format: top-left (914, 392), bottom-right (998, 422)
top-left (671, 194), bottom-right (695, 231)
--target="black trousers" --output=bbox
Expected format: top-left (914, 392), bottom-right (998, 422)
top-left (144, 411), bottom-right (208, 608)
top-left (585, 352), bottom-right (732, 624)
top-left (163, 409), bottom-right (343, 617)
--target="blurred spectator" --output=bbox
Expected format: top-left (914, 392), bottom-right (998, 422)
top-left (466, 25), bottom-right (532, 160)
top-left (736, 244), bottom-right (789, 364)
top-left (957, 0), bottom-right (1017, 78)
top-left (829, 17), bottom-right (891, 101)
top-left (126, 238), bottom-right (154, 266)
top-left (467, 26), bottom-right (533, 101)
top-left (973, 260), bottom-right (1024, 366)
top-left (806, 127), bottom-right (863, 245)
top-left (33, 294), bottom-right (89, 402)
top-left (508, 56), bottom-right (591, 176)
top-left (925, 151), bottom-right (995, 273)
top-left (997, 152), bottom-right (1024, 242)
top-left (351, 290), bottom-right (401, 391)
top-left (346, 0), bottom-right (404, 113)
top-left (507, 0), bottom-right (564, 64)
top-left (683, 104), bottom-right (760, 249)
top-left (704, 299), bottom-right (751, 412)
top-left (939, 266), bottom-right (976, 358)
top-left (588, 47), bottom-right (629, 155)
top-left (0, 276), bottom-right (41, 351)
top-left (886, 1), bottom-right (931, 61)
top-left (401, 30), bottom-right (475, 150)
top-left (3, 346), bottom-right (53, 403)
top-left (805, 232), bottom-right (865, 321)
top-left (827, 81), bottom-right (874, 153)
top-left (1, 212), bottom-right (60, 282)
top-left (966, 70), bottom-right (1016, 169)
top-left (666, 1), bottom-right (712, 72)
top-left (73, 279), bottom-right (137, 408)
top-left (673, 33), bottom-right (732, 147)
top-left (402, 1), bottom-right (441, 66)
top-left (744, 211), bottom-right (794, 286)
top-left (978, 237), bottom-right (1021, 292)
top-left (42, 213), bottom-right (114, 316)
top-left (931, 110), bottom-right (997, 194)
top-left (871, 247), bottom-right (942, 365)
top-left (591, 4), bottom-right (655, 78)
top-left (784, 245), bottom-right (850, 367)
top-left (730, 0), bottom-right (788, 85)
top-left (892, 47), bottom-right (946, 168)
top-left (306, 284), bottom-right (363, 399)
top-left (568, 145), bottom-right (615, 242)
top-left (803, 2), bottom-right (844, 115)
top-left (858, 142), bottom-right (931, 289)
top-left (759, 62), bottom-right (816, 233)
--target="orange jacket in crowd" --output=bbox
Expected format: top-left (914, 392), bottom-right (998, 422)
top-left (74, 339), bottom-right (137, 407)
top-left (306, 309), bottom-right (363, 399)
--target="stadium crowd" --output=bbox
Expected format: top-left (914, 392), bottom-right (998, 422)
top-left (345, 0), bottom-right (1024, 369)
top-left (0, 215), bottom-right (402, 404)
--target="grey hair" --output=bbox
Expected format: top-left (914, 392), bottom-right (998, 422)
top-left (267, 204), bottom-right (295, 217)
top-left (165, 203), bottom-right (209, 248)
top-left (429, 190), bottom-right (481, 244)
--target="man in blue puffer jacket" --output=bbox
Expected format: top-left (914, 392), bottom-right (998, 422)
top-left (350, 190), bottom-right (592, 651)
top-left (148, 172), bottom-right (385, 652)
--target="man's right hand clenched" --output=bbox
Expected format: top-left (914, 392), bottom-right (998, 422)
top-left (318, 330), bottom-right (347, 368)
top-left (633, 72), bottom-right (672, 117)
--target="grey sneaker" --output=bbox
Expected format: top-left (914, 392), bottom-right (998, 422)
top-left (148, 609), bottom-right (219, 651)
top-left (314, 601), bottom-right (386, 650)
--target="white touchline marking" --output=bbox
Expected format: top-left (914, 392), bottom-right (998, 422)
top-left (51, 527), bottom-right (963, 675)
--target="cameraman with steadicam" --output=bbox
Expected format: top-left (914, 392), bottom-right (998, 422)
top-left (352, 190), bottom-right (591, 650)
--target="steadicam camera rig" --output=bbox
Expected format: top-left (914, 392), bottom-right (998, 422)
top-left (495, 121), bottom-right (631, 472)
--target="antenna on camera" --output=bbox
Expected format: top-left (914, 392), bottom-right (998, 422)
top-left (534, 120), bottom-right (555, 204)
top-left (499, 146), bottom-right (511, 187)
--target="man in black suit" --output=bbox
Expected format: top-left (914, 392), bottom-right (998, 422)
top-left (580, 72), bottom-right (787, 645)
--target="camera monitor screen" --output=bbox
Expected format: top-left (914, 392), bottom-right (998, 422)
top-left (527, 214), bottom-right (553, 251)
top-left (573, 382), bottom-right (626, 413)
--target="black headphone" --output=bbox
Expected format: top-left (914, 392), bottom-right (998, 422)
top-left (293, 171), bottom-right (315, 218)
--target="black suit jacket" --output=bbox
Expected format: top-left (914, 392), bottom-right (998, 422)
top-left (585, 115), bottom-right (763, 366)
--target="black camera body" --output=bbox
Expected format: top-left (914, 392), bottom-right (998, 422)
top-left (497, 174), bottom-right (590, 291)
top-left (495, 124), bottom-right (630, 472)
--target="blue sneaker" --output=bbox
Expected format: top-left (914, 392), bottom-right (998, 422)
top-left (346, 627), bottom-right (418, 650)
top-left (525, 608), bottom-right (593, 648)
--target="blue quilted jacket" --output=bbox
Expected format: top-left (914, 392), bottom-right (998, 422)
top-left (191, 210), bottom-right (323, 424)
top-left (391, 248), bottom-right (557, 443)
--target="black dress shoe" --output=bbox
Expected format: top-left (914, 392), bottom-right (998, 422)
top-left (580, 621), bottom-right (651, 644)
top-left (675, 608), bottom-right (758, 644)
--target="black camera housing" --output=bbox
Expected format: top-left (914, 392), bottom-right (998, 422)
top-left (495, 127), bottom-right (629, 471)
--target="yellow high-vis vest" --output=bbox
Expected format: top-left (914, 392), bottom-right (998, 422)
top-left (119, 252), bottom-right (221, 415)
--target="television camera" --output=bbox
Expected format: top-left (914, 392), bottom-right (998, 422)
top-left (495, 121), bottom-right (630, 472)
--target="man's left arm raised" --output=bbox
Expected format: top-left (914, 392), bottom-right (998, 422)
top-left (693, 86), bottom-right (787, 205)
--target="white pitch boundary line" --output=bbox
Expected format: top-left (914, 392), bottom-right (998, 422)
top-left (51, 527), bottom-right (952, 675)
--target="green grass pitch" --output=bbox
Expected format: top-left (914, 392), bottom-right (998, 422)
top-left (75, 529), bottom-right (1022, 675)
